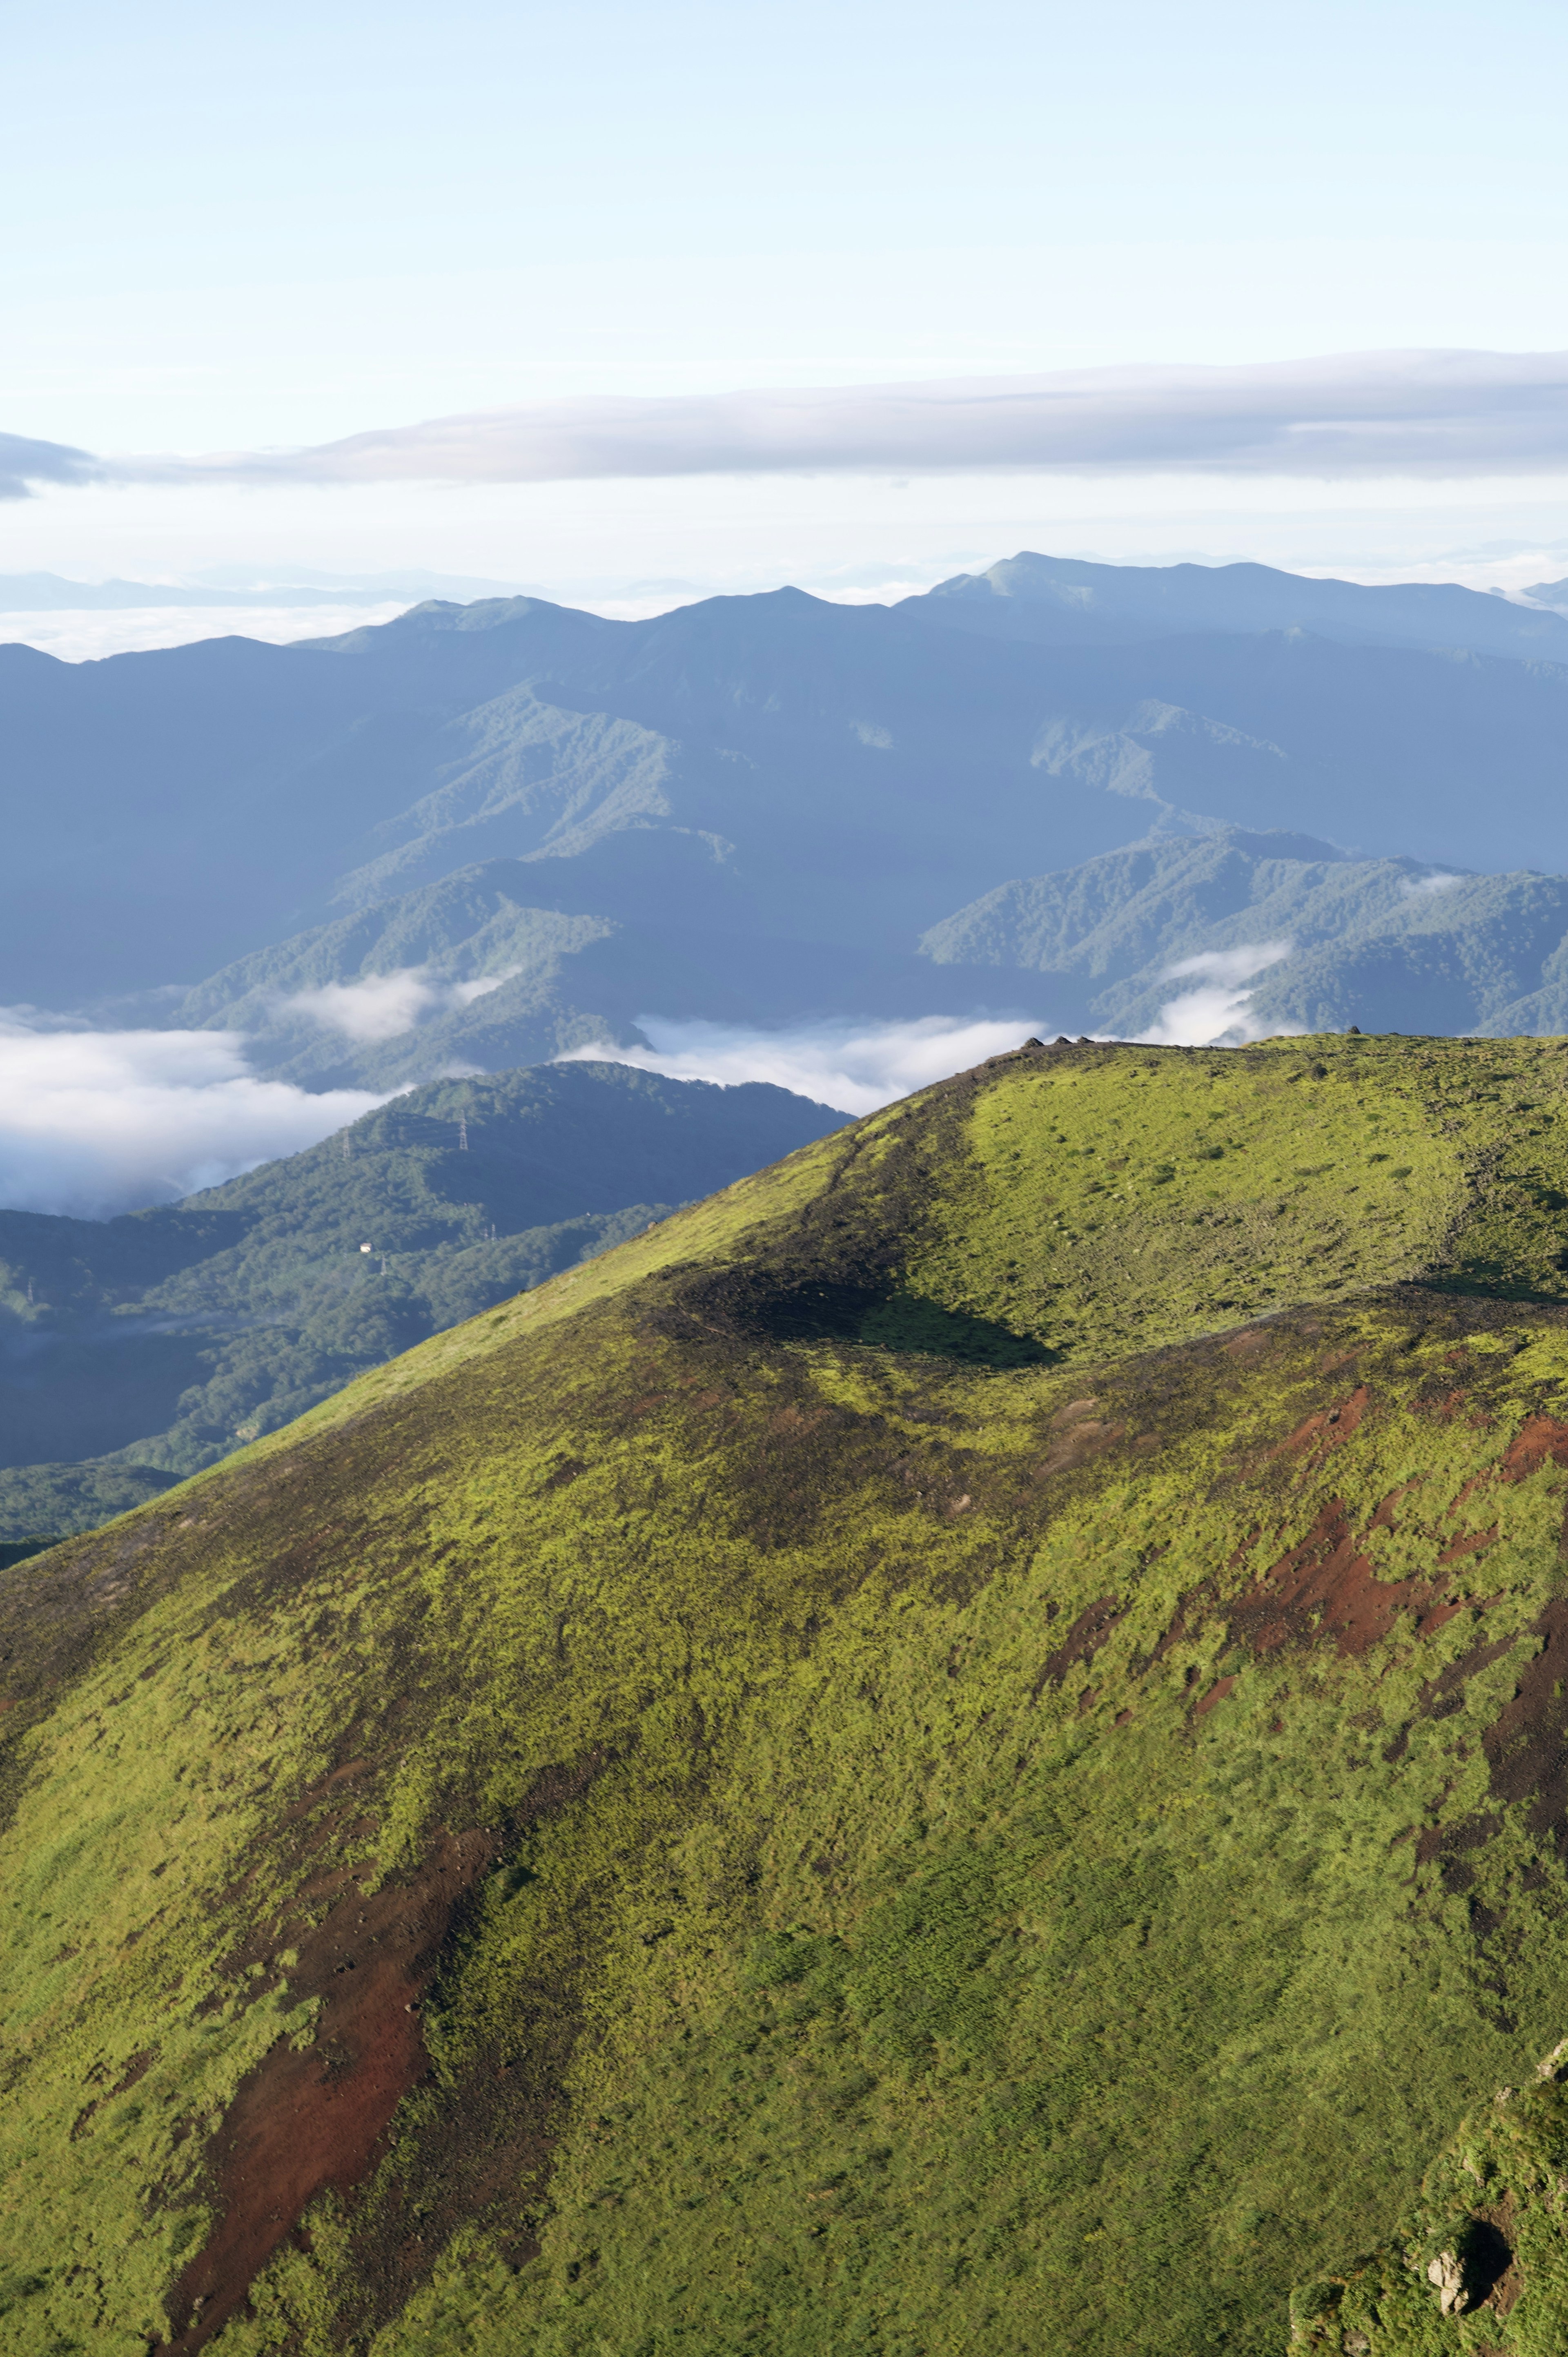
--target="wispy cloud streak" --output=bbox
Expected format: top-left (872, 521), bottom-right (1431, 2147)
top-left (0, 431), bottom-right (100, 501)
top-left (562, 1015), bottom-right (1053, 1115)
top-left (12, 350), bottom-right (1568, 499)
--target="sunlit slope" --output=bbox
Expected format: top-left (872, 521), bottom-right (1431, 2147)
top-left (1294, 2052), bottom-right (1568, 2354)
top-left (8, 1039), bottom-right (1568, 2354)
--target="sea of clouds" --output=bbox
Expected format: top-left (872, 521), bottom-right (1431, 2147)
top-left (0, 950), bottom-right (1294, 1222)
top-left (0, 1019), bottom-right (387, 1220)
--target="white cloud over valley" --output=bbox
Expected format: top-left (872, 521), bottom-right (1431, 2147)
top-left (279, 966), bottom-right (520, 1041)
top-left (1138, 943), bottom-right (1298, 1047)
top-left (566, 979), bottom-right (1318, 1115)
top-left (564, 1015), bottom-right (1059, 1115)
top-left (0, 1019), bottom-right (387, 1219)
top-left (0, 975), bottom-right (1318, 1224)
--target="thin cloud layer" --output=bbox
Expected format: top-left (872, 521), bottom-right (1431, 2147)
top-left (279, 966), bottom-right (520, 1041)
top-left (76, 350), bottom-right (1568, 491)
top-left (0, 430), bottom-right (99, 502)
top-left (0, 1020), bottom-right (387, 1218)
top-left (565, 987), bottom-right (1322, 1110)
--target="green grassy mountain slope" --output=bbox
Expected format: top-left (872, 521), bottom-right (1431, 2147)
top-left (0, 1061), bottom-right (843, 1536)
top-left (13, 1037), bottom-right (1568, 2353)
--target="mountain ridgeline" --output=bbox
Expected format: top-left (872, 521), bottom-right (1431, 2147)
top-left (3, 553), bottom-right (1568, 1083)
top-left (11, 1035), bottom-right (1568, 2351)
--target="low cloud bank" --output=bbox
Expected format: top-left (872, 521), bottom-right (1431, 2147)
top-left (280, 966), bottom-right (519, 1042)
top-left (0, 1019), bottom-right (387, 1219)
top-left (0, 971), bottom-right (1311, 1222)
top-left (1139, 943), bottom-right (1298, 1047)
top-left (9, 351), bottom-right (1568, 500)
top-left (567, 983), bottom-right (1316, 1112)
top-left (565, 1015), bottom-right (1057, 1114)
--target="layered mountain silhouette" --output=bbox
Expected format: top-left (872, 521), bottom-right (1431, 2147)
top-left (4, 560), bottom-right (1568, 1028)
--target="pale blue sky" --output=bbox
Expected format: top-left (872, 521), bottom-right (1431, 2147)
top-left (5, 0), bottom-right (1568, 598)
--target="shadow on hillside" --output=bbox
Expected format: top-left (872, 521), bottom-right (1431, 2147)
top-left (749, 1280), bottom-right (1055, 1367)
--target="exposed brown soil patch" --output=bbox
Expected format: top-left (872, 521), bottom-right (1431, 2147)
top-left (1482, 1597), bottom-right (1568, 1859)
top-left (1438, 1526), bottom-right (1498, 1564)
top-left (1271, 1386), bottom-right (1370, 1475)
top-left (1032, 1595), bottom-right (1125, 1699)
top-left (1499, 1414), bottom-right (1568, 1481)
top-left (1194, 1675), bottom-right (1236, 1717)
top-left (166, 1829), bottom-right (496, 2351)
top-left (1033, 1397), bottom-right (1126, 1479)
top-left (1227, 1498), bottom-right (1436, 1659)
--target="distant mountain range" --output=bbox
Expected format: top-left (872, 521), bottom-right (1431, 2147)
top-left (3, 552), bottom-right (1568, 1070)
top-left (0, 1061), bottom-right (843, 1538)
top-left (0, 566), bottom-right (535, 610)
top-left (922, 827), bottom-right (1568, 1040)
top-left (923, 548), bottom-right (1568, 658)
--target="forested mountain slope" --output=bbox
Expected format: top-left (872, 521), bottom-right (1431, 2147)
top-left (10, 1036), bottom-right (1568, 2352)
top-left (0, 1062), bottom-right (842, 1537)
top-left (923, 829), bottom-right (1568, 1041)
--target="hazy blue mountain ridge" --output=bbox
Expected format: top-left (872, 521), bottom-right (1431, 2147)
top-left (922, 829), bottom-right (1568, 1038)
top-left (6, 573), bottom-right (1568, 1010)
top-left (915, 549), bottom-right (1568, 659)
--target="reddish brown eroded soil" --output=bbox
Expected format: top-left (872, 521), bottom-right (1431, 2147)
top-left (1499, 1414), bottom-right (1568, 1481)
top-left (1227, 1496), bottom-right (1460, 1660)
top-left (1032, 1594), bottom-right (1125, 1699)
top-left (167, 1829), bottom-right (495, 2352)
top-left (1230, 1410), bottom-right (1568, 1670)
top-left (1270, 1385), bottom-right (1370, 1475)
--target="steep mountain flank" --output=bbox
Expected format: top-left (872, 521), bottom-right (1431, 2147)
top-left (11, 1038), bottom-right (1568, 2352)
top-left (0, 1061), bottom-right (842, 1532)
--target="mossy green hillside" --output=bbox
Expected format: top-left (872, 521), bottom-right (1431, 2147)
top-left (9, 1037), bottom-right (1568, 2354)
top-left (900, 1035), bottom-right (1568, 1361)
